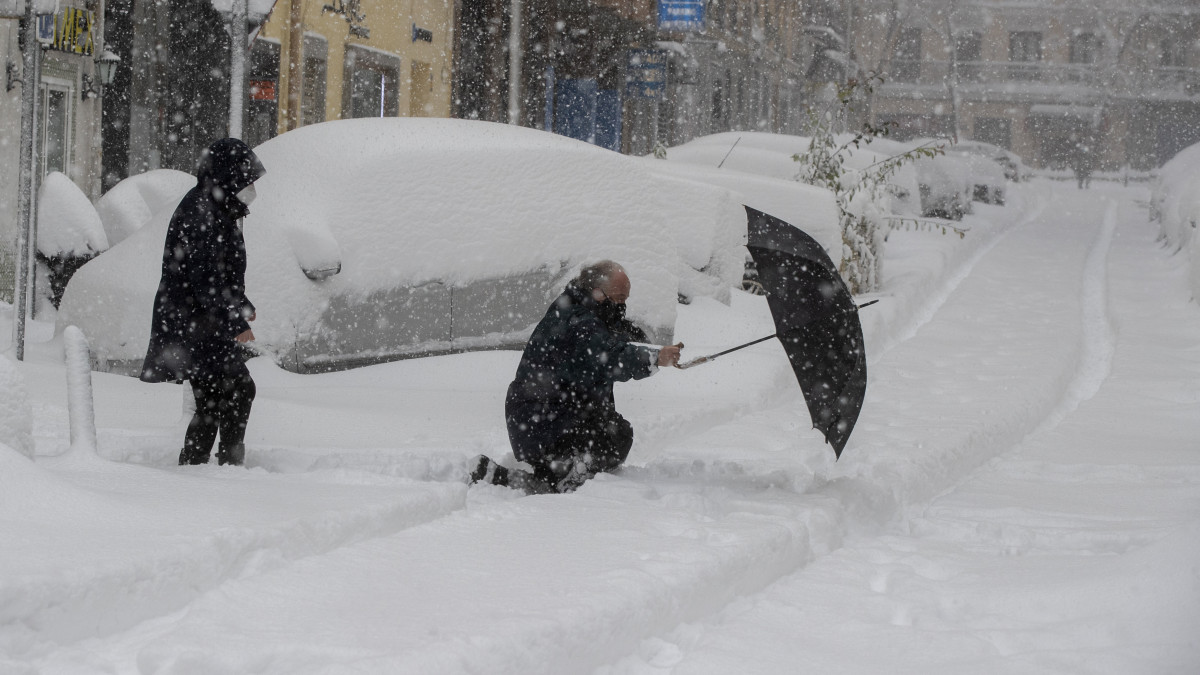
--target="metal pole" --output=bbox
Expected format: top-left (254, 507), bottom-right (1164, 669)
top-left (285, 0), bottom-right (303, 130)
top-left (229, 0), bottom-right (247, 138)
top-left (12, 2), bottom-right (39, 360)
top-left (26, 43), bottom-right (41, 322)
top-left (507, 0), bottom-right (522, 125)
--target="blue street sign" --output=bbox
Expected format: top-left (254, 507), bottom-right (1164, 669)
top-left (626, 49), bottom-right (667, 100)
top-left (658, 0), bottom-right (704, 32)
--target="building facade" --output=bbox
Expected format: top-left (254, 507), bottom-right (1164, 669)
top-left (2, 2), bottom-right (108, 302)
top-left (255, 0), bottom-right (454, 139)
top-left (855, 0), bottom-right (1200, 170)
top-left (100, 0), bottom-right (454, 188)
top-left (453, 0), bottom-right (819, 155)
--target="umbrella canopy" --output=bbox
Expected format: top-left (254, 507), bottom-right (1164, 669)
top-left (744, 206), bottom-right (867, 458)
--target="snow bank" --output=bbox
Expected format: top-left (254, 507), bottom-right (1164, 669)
top-left (0, 354), bottom-right (33, 459)
top-left (59, 119), bottom-right (746, 369)
top-left (36, 172), bottom-right (108, 257)
top-left (94, 169), bottom-right (195, 247)
top-left (1150, 141), bottom-right (1200, 299)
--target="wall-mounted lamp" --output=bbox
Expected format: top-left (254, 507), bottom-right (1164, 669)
top-left (81, 49), bottom-right (120, 100)
top-left (6, 62), bottom-right (21, 92)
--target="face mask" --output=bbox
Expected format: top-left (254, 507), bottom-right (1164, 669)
top-left (236, 183), bottom-right (257, 206)
top-left (595, 298), bottom-right (627, 328)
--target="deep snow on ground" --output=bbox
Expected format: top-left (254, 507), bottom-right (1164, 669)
top-left (1, 180), bottom-right (1198, 674)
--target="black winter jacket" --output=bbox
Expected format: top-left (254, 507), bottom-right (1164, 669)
top-left (505, 282), bottom-right (658, 460)
top-left (140, 139), bottom-right (266, 383)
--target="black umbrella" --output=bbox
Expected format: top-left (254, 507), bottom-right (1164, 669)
top-left (679, 206), bottom-right (868, 458)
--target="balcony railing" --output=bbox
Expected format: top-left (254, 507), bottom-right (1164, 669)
top-left (883, 60), bottom-right (1200, 98)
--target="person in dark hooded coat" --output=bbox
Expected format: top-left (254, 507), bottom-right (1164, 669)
top-left (470, 260), bottom-right (682, 494)
top-left (140, 138), bottom-right (266, 467)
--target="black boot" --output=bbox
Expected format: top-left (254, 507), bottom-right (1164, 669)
top-left (178, 447), bottom-right (209, 465)
top-left (217, 443), bottom-right (245, 467)
top-left (469, 455), bottom-right (509, 486)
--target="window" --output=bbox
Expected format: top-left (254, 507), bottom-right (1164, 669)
top-left (1009, 31), bottom-right (1042, 79)
top-left (891, 27), bottom-right (922, 82)
top-left (954, 31), bottom-right (982, 81)
top-left (1069, 33), bottom-right (1101, 65)
top-left (302, 35), bottom-right (328, 126)
top-left (39, 79), bottom-right (73, 178)
top-left (344, 46), bottom-right (399, 118)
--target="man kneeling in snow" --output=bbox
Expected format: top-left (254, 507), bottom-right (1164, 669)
top-left (471, 260), bottom-right (682, 494)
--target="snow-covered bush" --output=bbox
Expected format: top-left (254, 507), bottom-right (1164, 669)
top-left (37, 172), bottom-right (108, 258)
top-left (792, 93), bottom-right (941, 294)
top-left (1151, 141), bottom-right (1200, 299)
top-left (0, 353), bottom-right (34, 459)
top-left (58, 119), bottom-right (746, 372)
top-left (94, 169), bottom-right (195, 247)
top-left (36, 172), bottom-right (110, 308)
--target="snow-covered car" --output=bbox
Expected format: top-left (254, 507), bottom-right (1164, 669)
top-left (912, 154), bottom-right (973, 220)
top-left (641, 157), bottom-right (842, 296)
top-left (947, 149), bottom-right (1008, 205)
top-left (953, 140), bottom-right (1032, 182)
top-left (662, 131), bottom-right (921, 218)
top-left (58, 119), bottom-right (748, 374)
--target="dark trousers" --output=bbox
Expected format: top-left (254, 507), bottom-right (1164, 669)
top-left (506, 401), bottom-right (634, 492)
top-left (181, 358), bottom-right (256, 465)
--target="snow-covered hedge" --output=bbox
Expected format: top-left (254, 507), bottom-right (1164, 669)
top-left (1151, 141), bottom-right (1200, 299)
top-left (59, 119), bottom-right (748, 371)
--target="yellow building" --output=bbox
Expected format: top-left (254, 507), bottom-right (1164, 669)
top-left (255, 0), bottom-right (454, 135)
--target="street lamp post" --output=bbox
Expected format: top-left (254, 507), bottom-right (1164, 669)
top-left (12, 0), bottom-right (41, 360)
top-left (230, 0), bottom-right (247, 138)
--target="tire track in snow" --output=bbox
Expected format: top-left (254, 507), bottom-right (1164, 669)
top-left (1029, 196), bottom-right (1117, 435)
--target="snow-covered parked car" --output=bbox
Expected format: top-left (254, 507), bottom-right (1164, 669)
top-left (662, 131), bottom-right (921, 216)
top-left (947, 149), bottom-right (1008, 205)
top-left (58, 118), bottom-right (747, 374)
top-left (912, 154), bottom-right (973, 220)
top-left (640, 157), bottom-right (843, 296)
top-left (952, 140), bottom-right (1032, 182)
top-left (94, 168), bottom-right (196, 247)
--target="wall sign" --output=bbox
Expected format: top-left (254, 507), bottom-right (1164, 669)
top-left (625, 49), bottom-right (667, 100)
top-left (37, 7), bottom-right (95, 55)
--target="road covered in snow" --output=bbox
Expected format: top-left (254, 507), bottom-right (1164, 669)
top-left (2, 180), bottom-right (1198, 674)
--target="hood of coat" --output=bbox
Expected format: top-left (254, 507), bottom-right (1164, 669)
top-left (195, 138), bottom-right (267, 209)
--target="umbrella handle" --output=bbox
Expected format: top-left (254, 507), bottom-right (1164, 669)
top-left (675, 355), bottom-right (711, 370)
